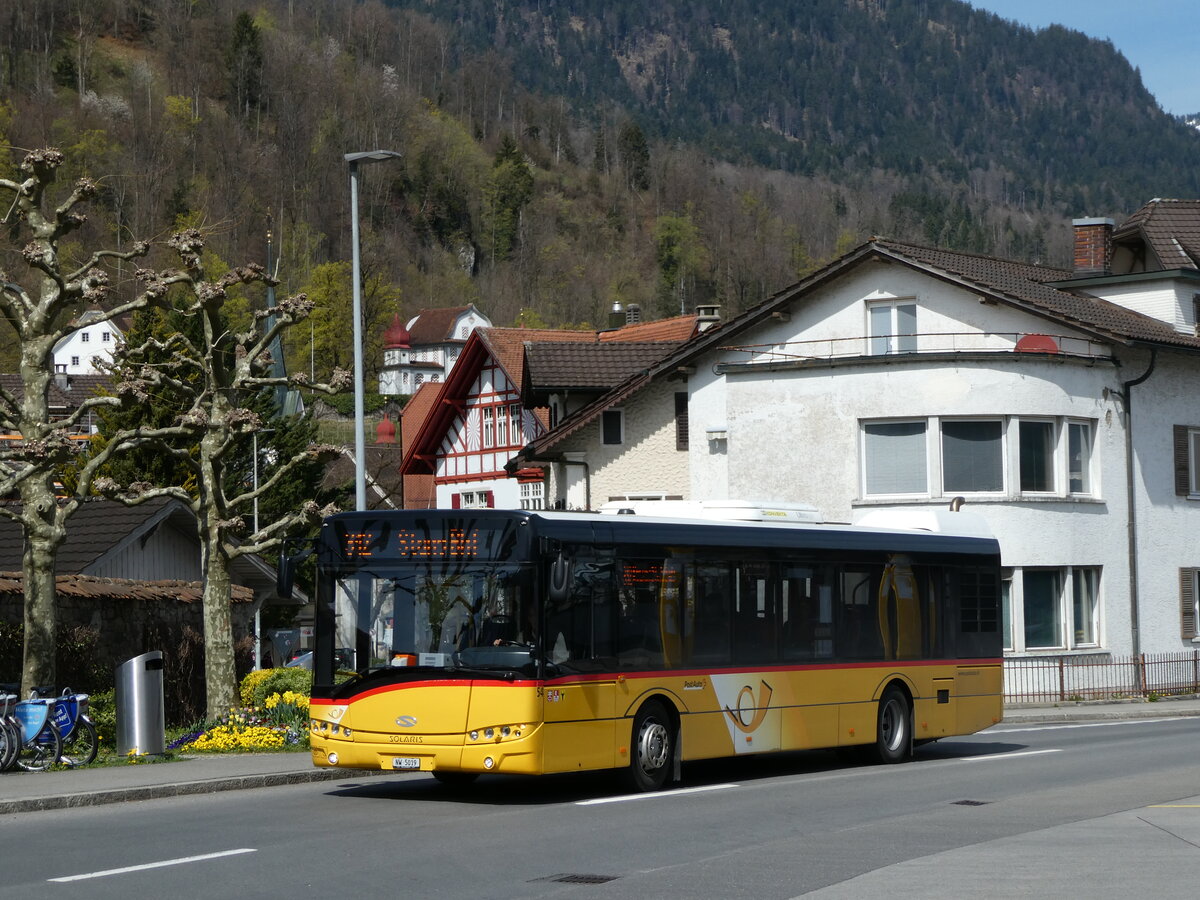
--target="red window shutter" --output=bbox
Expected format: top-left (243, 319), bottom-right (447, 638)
top-left (484, 490), bottom-right (494, 508)
top-left (451, 493), bottom-right (461, 509)
top-left (1174, 425), bottom-right (1191, 496)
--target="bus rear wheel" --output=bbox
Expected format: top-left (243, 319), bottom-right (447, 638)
top-left (628, 700), bottom-right (674, 792)
top-left (875, 686), bottom-right (911, 764)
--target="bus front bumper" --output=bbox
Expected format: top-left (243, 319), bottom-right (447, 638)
top-left (310, 727), bottom-right (543, 775)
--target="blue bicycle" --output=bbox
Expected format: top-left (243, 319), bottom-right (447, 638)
top-left (9, 693), bottom-right (62, 771)
top-left (40, 687), bottom-right (98, 767)
top-left (0, 691), bottom-right (18, 772)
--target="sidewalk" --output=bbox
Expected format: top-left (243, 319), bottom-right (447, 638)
top-left (4, 696), bottom-right (1199, 815)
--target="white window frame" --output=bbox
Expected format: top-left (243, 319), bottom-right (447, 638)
top-left (1190, 429), bottom-right (1200, 495)
top-left (102, 331), bottom-right (111, 342)
top-left (80, 331), bottom-right (90, 343)
top-left (519, 481), bottom-right (544, 510)
top-left (941, 418), bottom-right (1006, 495)
top-left (509, 403), bottom-right (522, 445)
top-left (867, 299), bottom-right (917, 355)
top-left (1002, 565), bottom-right (1102, 653)
top-left (860, 416), bottom-right (1098, 501)
top-left (482, 407), bottom-right (494, 449)
top-left (861, 420), bottom-right (928, 496)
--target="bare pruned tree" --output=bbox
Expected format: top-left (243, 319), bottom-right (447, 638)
top-left (0, 147), bottom-right (172, 696)
top-left (95, 227), bottom-right (350, 717)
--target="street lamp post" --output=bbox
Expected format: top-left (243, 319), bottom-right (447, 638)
top-left (345, 150), bottom-right (402, 512)
top-left (252, 427), bottom-right (275, 670)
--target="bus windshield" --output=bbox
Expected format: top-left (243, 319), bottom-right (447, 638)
top-left (329, 562), bottom-right (537, 677)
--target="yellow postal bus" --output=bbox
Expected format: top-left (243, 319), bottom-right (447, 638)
top-left (280, 507), bottom-right (1002, 791)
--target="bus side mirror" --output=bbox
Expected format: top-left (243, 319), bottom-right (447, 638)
top-left (277, 541), bottom-right (314, 599)
top-left (548, 550), bottom-right (572, 604)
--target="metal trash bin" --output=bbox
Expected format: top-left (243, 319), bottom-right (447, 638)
top-left (115, 650), bottom-right (165, 756)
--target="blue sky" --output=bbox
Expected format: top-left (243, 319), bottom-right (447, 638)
top-left (968, 1), bottom-right (1197, 115)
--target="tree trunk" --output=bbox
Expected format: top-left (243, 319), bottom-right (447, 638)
top-left (19, 478), bottom-right (61, 696)
top-left (200, 525), bottom-right (238, 718)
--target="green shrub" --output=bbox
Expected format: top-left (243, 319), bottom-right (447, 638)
top-left (88, 689), bottom-right (116, 748)
top-left (244, 667), bottom-right (312, 708)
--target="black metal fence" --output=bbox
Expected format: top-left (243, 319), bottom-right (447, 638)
top-left (1004, 651), bottom-right (1200, 704)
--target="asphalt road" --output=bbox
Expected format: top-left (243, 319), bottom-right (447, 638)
top-left (4, 716), bottom-right (1200, 899)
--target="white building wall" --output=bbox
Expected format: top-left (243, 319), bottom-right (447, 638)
top-left (1122, 349), bottom-right (1200, 654)
top-left (1086, 278), bottom-right (1193, 334)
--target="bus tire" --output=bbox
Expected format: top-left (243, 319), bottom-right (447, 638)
top-left (628, 700), bottom-right (674, 792)
top-left (875, 685), bottom-right (911, 764)
top-left (432, 771), bottom-right (479, 787)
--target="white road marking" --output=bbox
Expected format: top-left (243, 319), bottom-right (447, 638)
top-left (48, 849), bottom-right (257, 883)
top-left (959, 748), bottom-right (1062, 762)
top-left (993, 718), bottom-right (1184, 734)
top-left (577, 783), bottom-right (738, 805)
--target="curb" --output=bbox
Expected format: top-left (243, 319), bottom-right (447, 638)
top-left (0, 766), bottom-right (384, 816)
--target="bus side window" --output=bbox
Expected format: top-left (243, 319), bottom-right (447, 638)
top-left (734, 562), bottom-right (776, 663)
top-left (615, 559), bottom-right (665, 668)
top-left (688, 563), bottom-right (732, 665)
top-left (838, 567), bottom-right (885, 660)
top-left (546, 555), bottom-right (615, 668)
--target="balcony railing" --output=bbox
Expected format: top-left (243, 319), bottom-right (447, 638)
top-left (1004, 652), bottom-right (1200, 704)
top-left (720, 332), bottom-right (1113, 367)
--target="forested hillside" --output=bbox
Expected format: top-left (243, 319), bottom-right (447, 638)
top-left (2, 0), bottom-right (1196, 382)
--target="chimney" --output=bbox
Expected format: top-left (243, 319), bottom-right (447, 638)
top-left (607, 301), bottom-right (624, 330)
top-left (1072, 217), bottom-right (1114, 276)
top-left (695, 303), bottom-right (721, 332)
top-left (624, 303), bottom-right (641, 325)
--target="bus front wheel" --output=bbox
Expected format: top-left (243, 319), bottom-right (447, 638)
top-left (628, 700), bottom-right (674, 792)
top-left (875, 686), bottom-right (911, 764)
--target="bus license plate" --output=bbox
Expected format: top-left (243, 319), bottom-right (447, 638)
top-left (392, 757), bottom-right (421, 770)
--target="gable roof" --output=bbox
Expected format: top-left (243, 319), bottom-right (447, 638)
top-left (524, 341), bottom-right (684, 396)
top-left (0, 496), bottom-right (191, 573)
top-left (511, 237), bottom-right (1200, 463)
top-left (598, 315), bottom-right (698, 342)
top-left (404, 305), bottom-right (485, 344)
top-left (1112, 199), bottom-right (1200, 271)
top-left (400, 319), bottom-right (698, 476)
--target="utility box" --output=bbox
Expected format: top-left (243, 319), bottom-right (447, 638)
top-left (115, 650), bottom-right (165, 756)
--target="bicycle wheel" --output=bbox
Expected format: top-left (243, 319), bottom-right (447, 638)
top-left (17, 720), bottom-right (63, 772)
top-left (60, 716), bottom-right (98, 766)
top-left (0, 718), bottom-right (19, 772)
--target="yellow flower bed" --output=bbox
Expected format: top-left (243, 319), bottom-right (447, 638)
top-left (187, 724), bottom-right (286, 752)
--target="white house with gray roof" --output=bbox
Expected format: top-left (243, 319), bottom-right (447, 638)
top-left (510, 201), bottom-right (1200, 687)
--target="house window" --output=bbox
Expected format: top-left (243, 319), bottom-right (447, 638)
top-left (1068, 421), bottom-right (1093, 494)
top-left (102, 331), bottom-right (111, 342)
top-left (942, 420), bottom-right (1003, 493)
top-left (71, 356), bottom-right (80, 366)
top-left (454, 490), bottom-right (493, 509)
top-left (867, 299), bottom-right (917, 355)
top-left (495, 405), bottom-right (508, 448)
top-left (1018, 420), bottom-right (1055, 492)
top-left (1181, 569), bottom-right (1199, 640)
top-left (863, 421), bottom-right (927, 494)
top-left (865, 416), bottom-right (1096, 500)
top-left (1173, 425), bottom-right (1200, 496)
top-left (80, 331), bottom-right (90, 342)
top-left (520, 481), bottom-right (544, 510)
top-left (675, 393), bottom-right (689, 451)
top-left (509, 404), bottom-right (522, 445)
top-left (482, 407), bottom-right (494, 449)
top-left (602, 410), bottom-right (623, 445)
top-left (1003, 566), bottom-right (1102, 652)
